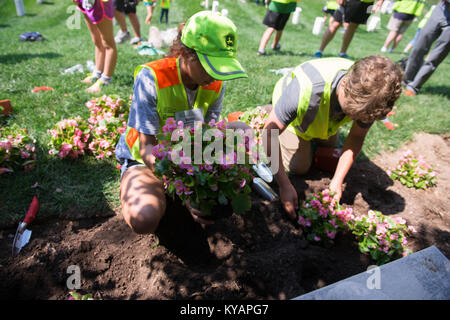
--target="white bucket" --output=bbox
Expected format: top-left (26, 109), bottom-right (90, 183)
top-left (14, 0), bottom-right (26, 16)
top-left (292, 7), bottom-right (302, 25)
top-left (312, 17), bottom-right (324, 35)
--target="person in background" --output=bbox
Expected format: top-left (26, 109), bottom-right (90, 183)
top-left (402, 5), bottom-right (436, 54)
top-left (262, 55), bottom-right (402, 219)
top-left (143, 0), bottom-right (157, 25)
top-left (114, 0), bottom-right (143, 44)
top-left (403, 0), bottom-right (450, 96)
top-left (380, 0), bottom-right (427, 53)
top-left (257, 0), bottom-right (299, 56)
top-left (314, 0), bottom-right (384, 59)
top-left (322, 0), bottom-right (339, 23)
top-left (160, 0), bottom-right (172, 24)
top-left (75, 0), bottom-right (118, 93)
top-left (115, 11), bottom-right (248, 234)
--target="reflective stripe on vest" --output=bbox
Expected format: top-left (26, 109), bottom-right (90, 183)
top-left (272, 58), bottom-right (354, 141)
top-left (418, 5), bottom-right (435, 28)
top-left (393, 0), bottom-right (426, 17)
top-left (126, 57), bottom-right (223, 163)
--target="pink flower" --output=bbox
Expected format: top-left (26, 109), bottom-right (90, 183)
top-left (152, 144), bottom-right (167, 161)
top-left (20, 151), bottom-right (30, 159)
top-left (314, 236), bottom-right (321, 242)
top-left (326, 230), bottom-right (336, 239)
top-left (210, 185), bottom-right (218, 192)
top-left (298, 216), bottom-right (306, 227)
top-left (239, 179), bottom-right (246, 188)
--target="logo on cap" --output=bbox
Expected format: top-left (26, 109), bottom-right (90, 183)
top-left (225, 34), bottom-right (235, 48)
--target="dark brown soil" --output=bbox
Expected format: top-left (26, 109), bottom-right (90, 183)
top-left (0, 133), bottom-right (449, 300)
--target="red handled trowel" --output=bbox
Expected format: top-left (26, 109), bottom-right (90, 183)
top-left (12, 196), bottom-right (39, 256)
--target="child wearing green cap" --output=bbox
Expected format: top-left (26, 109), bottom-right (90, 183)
top-left (115, 11), bottom-right (248, 234)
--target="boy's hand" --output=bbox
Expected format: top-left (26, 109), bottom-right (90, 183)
top-left (279, 181), bottom-right (298, 220)
top-left (185, 199), bottom-right (214, 225)
top-left (329, 179), bottom-right (343, 203)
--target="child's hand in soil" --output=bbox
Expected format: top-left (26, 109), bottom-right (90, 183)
top-left (185, 199), bottom-right (214, 225)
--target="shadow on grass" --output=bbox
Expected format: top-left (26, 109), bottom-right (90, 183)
top-left (421, 85), bottom-right (450, 99)
top-left (0, 153), bottom-right (118, 229)
top-left (0, 24), bottom-right (9, 28)
top-left (0, 52), bottom-right (62, 65)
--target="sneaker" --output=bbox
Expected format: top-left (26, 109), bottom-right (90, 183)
top-left (115, 30), bottom-right (131, 44)
top-left (404, 89), bottom-right (416, 97)
top-left (381, 46), bottom-right (387, 53)
top-left (130, 37), bottom-right (142, 45)
top-left (338, 52), bottom-right (350, 59)
top-left (86, 78), bottom-right (110, 94)
top-left (81, 73), bottom-right (100, 84)
top-left (314, 50), bottom-right (323, 58)
top-left (272, 43), bottom-right (281, 51)
top-left (388, 48), bottom-right (393, 53)
top-left (257, 49), bottom-right (267, 56)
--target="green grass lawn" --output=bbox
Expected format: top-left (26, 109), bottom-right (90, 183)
top-left (0, 0), bottom-right (448, 227)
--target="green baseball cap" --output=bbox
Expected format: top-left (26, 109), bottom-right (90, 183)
top-left (181, 11), bottom-right (248, 81)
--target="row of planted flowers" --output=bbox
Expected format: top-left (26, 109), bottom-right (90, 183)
top-left (47, 95), bottom-right (130, 160)
top-left (297, 189), bottom-right (416, 265)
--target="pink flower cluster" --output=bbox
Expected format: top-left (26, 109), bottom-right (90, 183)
top-left (47, 96), bottom-right (130, 160)
top-left (389, 149), bottom-right (437, 189)
top-left (0, 125), bottom-right (37, 174)
top-left (152, 118), bottom-right (254, 217)
top-left (238, 106), bottom-right (269, 146)
top-left (298, 189), bottom-right (354, 243)
top-left (347, 210), bottom-right (415, 265)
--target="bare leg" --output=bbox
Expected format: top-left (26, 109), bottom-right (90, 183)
top-left (392, 33), bottom-right (403, 50)
top-left (86, 17), bottom-right (117, 93)
top-left (128, 13), bottom-right (141, 38)
top-left (120, 166), bottom-right (166, 234)
top-left (340, 22), bottom-right (359, 54)
top-left (383, 31), bottom-right (398, 49)
top-left (272, 30), bottom-right (283, 48)
top-left (114, 9), bottom-right (128, 32)
top-left (319, 19), bottom-right (342, 52)
top-left (259, 27), bottom-right (275, 51)
top-left (83, 15), bottom-right (105, 76)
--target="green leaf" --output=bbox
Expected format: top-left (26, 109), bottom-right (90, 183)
top-left (218, 192), bottom-right (228, 205)
top-left (70, 292), bottom-right (81, 300)
top-left (184, 175), bottom-right (195, 187)
top-left (231, 193), bottom-right (252, 215)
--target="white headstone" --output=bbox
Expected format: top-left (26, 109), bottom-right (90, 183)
top-left (292, 7), bottom-right (302, 25)
top-left (312, 17), bottom-right (324, 35)
top-left (212, 1), bottom-right (219, 12)
top-left (14, 0), bottom-right (26, 16)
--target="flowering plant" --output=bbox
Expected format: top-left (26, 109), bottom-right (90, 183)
top-left (47, 117), bottom-right (91, 159)
top-left (347, 210), bottom-right (415, 265)
top-left (238, 106), bottom-right (269, 146)
top-left (297, 189), bottom-right (355, 244)
top-left (152, 118), bottom-right (254, 218)
top-left (388, 150), bottom-right (437, 189)
top-left (47, 95), bottom-right (130, 160)
top-left (0, 125), bottom-right (37, 174)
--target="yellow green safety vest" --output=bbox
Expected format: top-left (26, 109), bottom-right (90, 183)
top-left (125, 57), bottom-right (224, 163)
top-left (326, 1), bottom-right (339, 11)
top-left (393, 0), bottom-right (427, 17)
top-left (161, 0), bottom-right (170, 9)
top-left (272, 58), bottom-right (354, 141)
top-left (360, 0), bottom-right (374, 3)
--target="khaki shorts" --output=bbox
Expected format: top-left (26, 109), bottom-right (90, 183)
top-left (279, 129), bottom-right (338, 175)
top-left (387, 16), bottom-right (413, 34)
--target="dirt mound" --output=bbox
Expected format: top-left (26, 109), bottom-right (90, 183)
top-left (0, 133), bottom-right (449, 300)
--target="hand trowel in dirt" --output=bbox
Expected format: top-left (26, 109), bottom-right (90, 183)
top-left (12, 196), bottom-right (39, 256)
